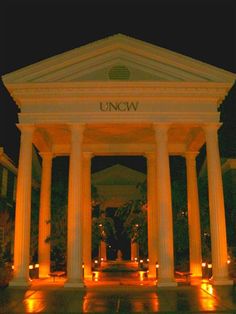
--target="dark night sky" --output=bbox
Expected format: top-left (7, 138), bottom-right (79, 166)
top-left (0, 0), bottom-right (235, 173)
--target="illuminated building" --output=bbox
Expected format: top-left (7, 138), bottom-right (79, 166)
top-left (2, 34), bottom-right (235, 287)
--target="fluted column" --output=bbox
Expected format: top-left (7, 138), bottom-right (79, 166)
top-left (38, 152), bottom-right (53, 278)
top-left (82, 152), bottom-right (92, 279)
top-left (146, 153), bottom-right (158, 278)
top-left (185, 151), bottom-right (202, 277)
top-left (204, 124), bottom-right (232, 285)
top-left (65, 124), bottom-right (84, 287)
top-left (10, 125), bottom-right (34, 287)
top-left (154, 123), bottom-right (176, 287)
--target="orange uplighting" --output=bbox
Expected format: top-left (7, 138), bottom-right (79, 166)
top-left (199, 282), bottom-right (216, 311)
top-left (93, 271), bottom-right (99, 282)
top-left (201, 282), bottom-right (213, 295)
top-left (139, 271), bottom-right (145, 281)
top-left (24, 291), bottom-right (46, 313)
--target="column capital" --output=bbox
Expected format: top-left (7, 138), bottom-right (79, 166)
top-left (153, 123), bottom-right (170, 143)
top-left (153, 123), bottom-right (171, 132)
top-left (39, 152), bottom-right (54, 160)
top-left (69, 123), bottom-right (85, 132)
top-left (83, 152), bottom-right (93, 159)
top-left (69, 123), bottom-right (85, 144)
top-left (202, 123), bottom-right (222, 133)
top-left (17, 124), bottom-right (35, 134)
top-left (145, 152), bottom-right (156, 160)
top-left (185, 151), bottom-right (199, 159)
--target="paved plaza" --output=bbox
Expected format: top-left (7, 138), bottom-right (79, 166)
top-left (1, 280), bottom-right (236, 313)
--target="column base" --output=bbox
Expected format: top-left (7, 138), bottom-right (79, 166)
top-left (84, 274), bottom-right (93, 280)
top-left (190, 276), bottom-right (202, 285)
top-left (211, 278), bottom-right (233, 286)
top-left (64, 280), bottom-right (84, 288)
top-left (9, 278), bottom-right (31, 288)
top-left (148, 265), bottom-right (157, 279)
top-left (158, 280), bottom-right (177, 287)
top-left (39, 271), bottom-right (51, 278)
top-left (39, 275), bottom-right (50, 279)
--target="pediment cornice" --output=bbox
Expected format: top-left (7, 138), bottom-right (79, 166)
top-left (7, 81), bottom-right (232, 107)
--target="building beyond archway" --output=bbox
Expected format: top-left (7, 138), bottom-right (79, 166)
top-left (2, 34), bottom-right (236, 287)
top-left (92, 162), bottom-right (146, 261)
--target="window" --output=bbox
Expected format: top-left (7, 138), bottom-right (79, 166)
top-left (108, 65), bottom-right (130, 80)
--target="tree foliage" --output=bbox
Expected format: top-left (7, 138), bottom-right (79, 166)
top-left (92, 215), bottom-right (116, 252)
top-left (115, 181), bottom-right (148, 256)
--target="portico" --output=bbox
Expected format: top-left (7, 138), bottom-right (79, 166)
top-left (2, 34), bottom-right (235, 287)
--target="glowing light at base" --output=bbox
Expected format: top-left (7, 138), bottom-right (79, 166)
top-left (139, 271), bottom-right (145, 281)
top-left (199, 282), bottom-right (216, 311)
top-left (93, 271), bottom-right (99, 282)
top-left (24, 291), bottom-right (45, 313)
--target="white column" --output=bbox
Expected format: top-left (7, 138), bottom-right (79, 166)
top-left (154, 123), bottom-right (176, 287)
top-left (38, 152), bottom-right (53, 278)
top-left (204, 124), bottom-right (232, 285)
top-left (10, 125), bottom-right (34, 287)
top-left (82, 152), bottom-right (92, 279)
top-left (146, 153), bottom-right (158, 278)
top-left (185, 151), bottom-right (202, 277)
top-left (65, 124), bottom-right (84, 287)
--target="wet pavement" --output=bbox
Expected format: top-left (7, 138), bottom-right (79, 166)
top-left (2, 262), bottom-right (236, 313)
top-left (1, 284), bottom-right (236, 313)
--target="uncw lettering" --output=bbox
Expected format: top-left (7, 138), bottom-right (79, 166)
top-left (99, 102), bottom-right (139, 112)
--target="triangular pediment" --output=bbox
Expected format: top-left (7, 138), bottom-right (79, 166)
top-left (92, 164), bottom-right (146, 185)
top-left (2, 34), bottom-right (236, 84)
